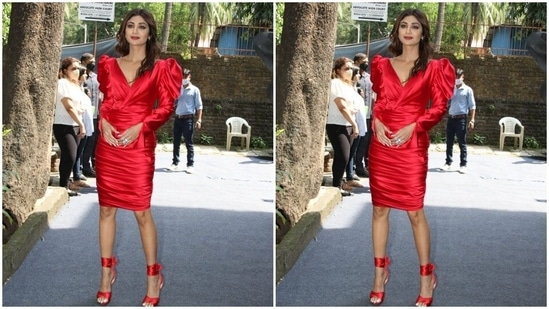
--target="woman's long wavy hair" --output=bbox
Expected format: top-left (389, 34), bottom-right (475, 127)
top-left (115, 9), bottom-right (160, 80)
top-left (388, 9), bottom-right (434, 78)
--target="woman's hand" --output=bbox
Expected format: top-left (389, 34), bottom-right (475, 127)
top-left (101, 119), bottom-right (119, 147)
top-left (374, 118), bottom-right (392, 147)
top-left (351, 123), bottom-right (359, 138)
top-left (390, 122), bottom-right (416, 147)
top-left (117, 123), bottom-right (143, 147)
top-left (78, 125), bottom-right (86, 138)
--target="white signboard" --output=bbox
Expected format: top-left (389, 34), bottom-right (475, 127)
top-left (78, 2), bottom-right (115, 22)
top-left (352, 2), bottom-right (388, 22)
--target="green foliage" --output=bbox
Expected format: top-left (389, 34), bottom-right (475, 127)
top-left (472, 134), bottom-right (487, 145)
top-left (430, 131), bottom-right (446, 144)
top-left (251, 136), bottom-right (267, 149)
top-left (2, 3), bottom-right (11, 46)
top-left (524, 136), bottom-right (539, 149)
top-left (275, 3), bottom-right (284, 45)
top-left (214, 104), bottom-right (222, 113)
top-left (506, 3), bottom-right (546, 27)
top-left (156, 131), bottom-right (173, 144)
top-left (199, 134), bottom-right (214, 145)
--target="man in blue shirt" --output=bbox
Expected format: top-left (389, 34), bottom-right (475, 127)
top-left (166, 69), bottom-right (203, 173)
top-left (440, 68), bottom-right (476, 174)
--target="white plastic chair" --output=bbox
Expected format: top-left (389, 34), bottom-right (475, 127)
top-left (226, 117), bottom-right (251, 151)
top-left (499, 117), bottom-right (524, 151)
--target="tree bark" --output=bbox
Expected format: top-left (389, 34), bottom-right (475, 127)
top-left (160, 2), bottom-right (172, 52)
top-left (434, 3), bottom-right (445, 53)
top-left (2, 3), bottom-right (64, 225)
top-left (276, 3), bottom-right (338, 227)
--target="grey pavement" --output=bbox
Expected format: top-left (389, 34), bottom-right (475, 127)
top-left (3, 145), bottom-right (274, 306)
top-left (277, 145), bottom-right (546, 306)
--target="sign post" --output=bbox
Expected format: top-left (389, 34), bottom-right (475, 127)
top-left (78, 2), bottom-right (115, 56)
top-left (351, 2), bottom-right (388, 58)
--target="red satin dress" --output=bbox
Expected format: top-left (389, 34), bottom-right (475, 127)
top-left (369, 55), bottom-right (454, 211)
top-left (96, 55), bottom-right (182, 211)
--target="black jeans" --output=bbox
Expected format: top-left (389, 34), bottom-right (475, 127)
top-left (82, 117), bottom-right (99, 171)
top-left (355, 118), bottom-right (372, 172)
top-left (73, 135), bottom-right (87, 180)
top-left (172, 117), bottom-right (195, 167)
top-left (445, 117), bottom-right (468, 167)
top-left (53, 124), bottom-right (81, 187)
top-left (326, 124), bottom-right (354, 188)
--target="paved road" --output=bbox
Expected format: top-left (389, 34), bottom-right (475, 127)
top-left (3, 147), bottom-right (274, 306)
top-left (277, 149), bottom-right (546, 306)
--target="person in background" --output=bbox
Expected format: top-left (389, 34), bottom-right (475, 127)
top-left (95, 9), bottom-right (182, 306)
top-left (344, 65), bottom-right (366, 189)
top-left (70, 67), bottom-right (94, 189)
top-left (53, 57), bottom-right (87, 197)
top-left (166, 68), bottom-right (203, 174)
top-left (439, 68), bottom-right (476, 174)
top-left (368, 8), bottom-right (455, 306)
top-left (354, 54), bottom-right (376, 178)
top-left (81, 53), bottom-right (102, 177)
top-left (326, 57), bottom-right (359, 196)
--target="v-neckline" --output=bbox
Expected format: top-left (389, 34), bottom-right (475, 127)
top-left (388, 58), bottom-right (411, 87)
top-left (115, 58), bottom-right (138, 88)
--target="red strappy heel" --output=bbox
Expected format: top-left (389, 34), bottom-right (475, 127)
top-left (96, 256), bottom-right (117, 306)
top-left (142, 263), bottom-right (164, 307)
top-left (369, 256), bottom-right (390, 306)
top-left (415, 263), bottom-right (437, 307)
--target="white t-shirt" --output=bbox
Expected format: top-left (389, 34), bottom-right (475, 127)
top-left (352, 89), bottom-right (367, 136)
top-left (53, 78), bottom-right (85, 126)
top-left (327, 78), bottom-right (357, 126)
top-left (80, 87), bottom-right (94, 136)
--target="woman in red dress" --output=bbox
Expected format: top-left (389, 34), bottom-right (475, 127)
top-left (95, 9), bottom-right (182, 307)
top-left (367, 9), bottom-right (454, 307)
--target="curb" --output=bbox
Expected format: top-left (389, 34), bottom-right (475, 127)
top-left (2, 187), bottom-right (68, 284)
top-left (276, 186), bottom-right (341, 284)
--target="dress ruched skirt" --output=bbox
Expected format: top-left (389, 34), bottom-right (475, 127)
top-left (96, 138), bottom-right (155, 211)
top-left (369, 141), bottom-right (428, 211)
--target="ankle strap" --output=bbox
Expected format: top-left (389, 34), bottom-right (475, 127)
top-left (374, 256), bottom-right (390, 268)
top-left (419, 263), bottom-right (435, 276)
top-left (146, 263), bottom-right (163, 276)
top-left (101, 256), bottom-right (117, 268)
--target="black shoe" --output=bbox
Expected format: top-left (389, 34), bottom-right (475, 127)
top-left (83, 168), bottom-right (96, 177)
top-left (356, 170), bottom-right (369, 178)
top-left (340, 189), bottom-right (353, 197)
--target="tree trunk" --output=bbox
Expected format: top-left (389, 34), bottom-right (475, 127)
top-left (276, 3), bottom-right (338, 228)
top-left (467, 3), bottom-right (480, 47)
top-left (160, 2), bottom-right (172, 52)
top-left (433, 3), bottom-right (445, 53)
top-left (194, 3), bottom-right (206, 47)
top-left (2, 3), bottom-right (64, 226)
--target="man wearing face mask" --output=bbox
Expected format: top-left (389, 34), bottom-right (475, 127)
top-left (166, 69), bottom-right (203, 174)
top-left (81, 53), bottom-right (102, 178)
top-left (440, 68), bottom-right (476, 174)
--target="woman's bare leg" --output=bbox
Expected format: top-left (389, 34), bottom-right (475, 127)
top-left (98, 205), bottom-right (118, 303)
top-left (370, 205), bottom-right (391, 303)
top-left (407, 209), bottom-right (435, 300)
top-left (134, 209), bottom-right (161, 301)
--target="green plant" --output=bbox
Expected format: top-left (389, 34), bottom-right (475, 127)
top-left (430, 131), bottom-right (446, 144)
top-left (251, 136), bottom-right (267, 149)
top-left (157, 131), bottom-right (173, 144)
top-left (487, 104), bottom-right (496, 114)
top-left (214, 104), bottom-right (222, 113)
top-left (524, 136), bottom-right (539, 149)
top-left (199, 134), bottom-right (214, 145)
top-left (472, 134), bottom-right (487, 145)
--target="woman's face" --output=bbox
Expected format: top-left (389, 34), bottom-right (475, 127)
top-left (398, 15), bottom-right (423, 47)
top-left (125, 15), bottom-right (150, 46)
top-left (65, 61), bottom-right (81, 81)
top-left (338, 61), bottom-right (354, 82)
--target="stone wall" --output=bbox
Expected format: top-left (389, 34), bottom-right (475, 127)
top-left (160, 53), bottom-right (273, 148)
top-left (431, 53), bottom-right (546, 148)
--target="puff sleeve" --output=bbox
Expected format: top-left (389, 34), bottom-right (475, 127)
top-left (370, 55), bottom-right (386, 114)
top-left (97, 55), bottom-right (113, 124)
top-left (142, 58), bottom-right (182, 132)
top-left (415, 58), bottom-right (455, 132)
